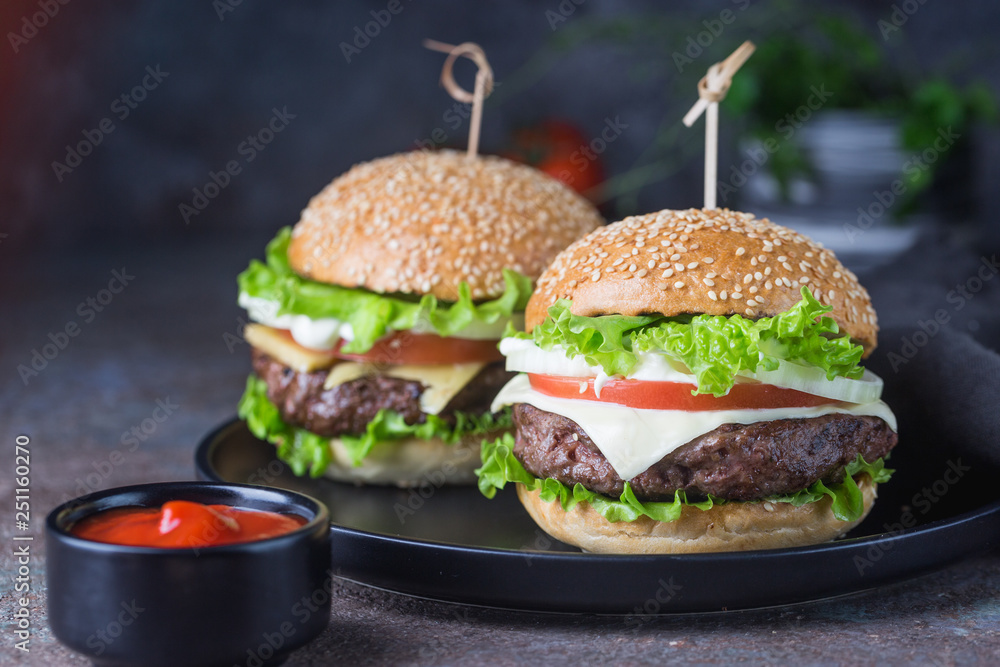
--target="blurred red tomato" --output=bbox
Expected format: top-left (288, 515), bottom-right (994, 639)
top-left (504, 118), bottom-right (604, 199)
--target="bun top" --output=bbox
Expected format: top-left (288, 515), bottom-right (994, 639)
top-left (287, 149), bottom-right (603, 302)
top-left (526, 208), bottom-right (878, 352)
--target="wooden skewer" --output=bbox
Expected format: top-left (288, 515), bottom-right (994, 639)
top-left (682, 41), bottom-right (756, 209)
top-left (424, 39), bottom-right (495, 158)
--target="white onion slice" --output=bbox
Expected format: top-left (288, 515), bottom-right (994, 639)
top-left (738, 361), bottom-right (884, 404)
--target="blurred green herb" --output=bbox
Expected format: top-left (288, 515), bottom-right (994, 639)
top-left (722, 10), bottom-right (998, 206)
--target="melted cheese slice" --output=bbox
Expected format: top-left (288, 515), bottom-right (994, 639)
top-left (492, 374), bottom-right (898, 481)
top-left (244, 324), bottom-right (339, 372)
top-left (324, 362), bottom-right (486, 415)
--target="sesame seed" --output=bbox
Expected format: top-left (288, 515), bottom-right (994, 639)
top-left (670, 253), bottom-right (681, 261)
top-left (720, 290), bottom-right (728, 300)
top-left (687, 261), bottom-right (699, 270)
top-left (703, 278), bottom-right (715, 287)
top-left (743, 274), bottom-right (752, 284)
top-left (745, 307), bottom-right (755, 316)
top-left (674, 263), bottom-right (685, 272)
top-left (628, 263), bottom-right (637, 272)
top-left (674, 280), bottom-right (685, 289)
top-left (613, 257), bottom-right (624, 266)
top-left (591, 270), bottom-right (600, 282)
top-left (746, 299), bottom-right (756, 307)
top-left (662, 269), bottom-right (674, 278)
top-left (708, 290), bottom-right (718, 301)
top-left (750, 257), bottom-right (758, 266)
top-left (777, 255), bottom-right (787, 262)
top-left (703, 257), bottom-right (715, 264)
top-left (647, 259), bottom-right (656, 269)
top-left (782, 262), bottom-right (793, 271)
top-left (658, 282), bottom-right (669, 290)
top-left (765, 280), bottom-right (773, 290)
top-left (735, 247), bottom-right (746, 256)
top-left (636, 268), bottom-right (648, 278)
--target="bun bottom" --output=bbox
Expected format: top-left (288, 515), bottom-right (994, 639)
top-left (516, 477), bottom-right (878, 554)
top-left (322, 429), bottom-right (507, 487)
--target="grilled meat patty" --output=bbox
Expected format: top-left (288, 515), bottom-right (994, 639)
top-left (511, 403), bottom-right (898, 502)
top-left (251, 349), bottom-right (513, 437)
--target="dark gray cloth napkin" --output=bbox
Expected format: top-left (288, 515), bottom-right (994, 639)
top-left (860, 229), bottom-right (1000, 468)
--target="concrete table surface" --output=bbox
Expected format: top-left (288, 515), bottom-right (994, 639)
top-left (3, 234), bottom-right (999, 666)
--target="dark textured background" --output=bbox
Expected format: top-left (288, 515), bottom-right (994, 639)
top-left (3, 0), bottom-right (1000, 252)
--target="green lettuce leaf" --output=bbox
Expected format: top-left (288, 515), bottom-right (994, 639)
top-left (513, 286), bottom-right (864, 396)
top-left (238, 227), bottom-right (533, 354)
top-left (476, 434), bottom-right (892, 524)
top-left (238, 374), bottom-right (512, 477)
top-left (767, 454), bottom-right (893, 521)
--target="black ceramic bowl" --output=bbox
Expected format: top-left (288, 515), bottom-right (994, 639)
top-left (46, 482), bottom-right (331, 667)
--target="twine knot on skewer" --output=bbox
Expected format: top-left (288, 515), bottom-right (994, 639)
top-left (682, 40), bottom-right (756, 209)
top-left (682, 40), bottom-right (755, 128)
top-left (424, 39), bottom-right (494, 158)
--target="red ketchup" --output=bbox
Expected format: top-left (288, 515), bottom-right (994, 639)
top-left (71, 500), bottom-right (308, 548)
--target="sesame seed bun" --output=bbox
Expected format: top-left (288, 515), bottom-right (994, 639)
top-left (526, 208), bottom-right (878, 353)
top-left (516, 476), bottom-right (878, 554)
top-left (287, 150), bottom-right (604, 302)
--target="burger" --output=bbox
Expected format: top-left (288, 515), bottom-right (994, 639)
top-left (477, 208), bottom-right (898, 553)
top-left (236, 149), bottom-right (603, 486)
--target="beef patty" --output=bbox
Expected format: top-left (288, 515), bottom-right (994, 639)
top-left (251, 349), bottom-right (514, 437)
top-left (512, 403), bottom-right (898, 502)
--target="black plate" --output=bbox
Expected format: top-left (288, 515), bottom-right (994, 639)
top-left (196, 418), bottom-right (1000, 614)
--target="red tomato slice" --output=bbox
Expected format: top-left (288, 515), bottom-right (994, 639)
top-left (336, 332), bottom-right (503, 365)
top-left (527, 374), bottom-right (838, 411)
